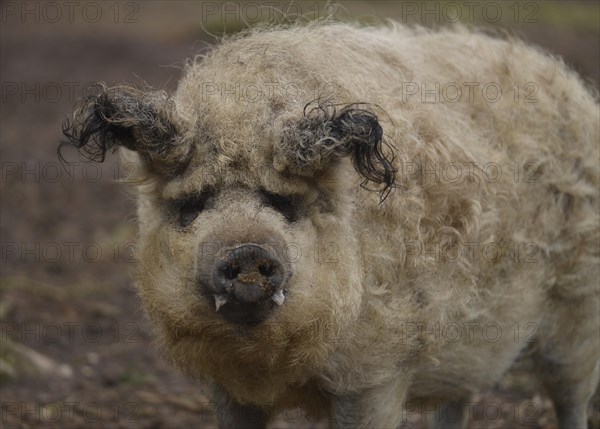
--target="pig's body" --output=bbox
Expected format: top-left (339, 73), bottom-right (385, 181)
top-left (64, 23), bottom-right (599, 428)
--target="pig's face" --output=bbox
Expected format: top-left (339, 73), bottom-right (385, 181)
top-left (62, 78), bottom-right (395, 397)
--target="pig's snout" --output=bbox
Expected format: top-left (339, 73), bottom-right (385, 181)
top-left (206, 244), bottom-right (288, 326)
top-left (215, 244), bottom-right (284, 302)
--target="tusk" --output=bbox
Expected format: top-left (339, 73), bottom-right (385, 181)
top-left (272, 289), bottom-right (285, 306)
top-left (214, 295), bottom-right (228, 312)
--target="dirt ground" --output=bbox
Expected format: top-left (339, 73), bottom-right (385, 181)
top-left (1, 1), bottom-right (599, 428)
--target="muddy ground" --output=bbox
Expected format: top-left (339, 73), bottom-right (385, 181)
top-left (1, 1), bottom-right (599, 428)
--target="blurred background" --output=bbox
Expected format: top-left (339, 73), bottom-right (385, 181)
top-left (1, 1), bottom-right (598, 428)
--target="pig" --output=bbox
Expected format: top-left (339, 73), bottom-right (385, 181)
top-left (62, 22), bottom-right (599, 429)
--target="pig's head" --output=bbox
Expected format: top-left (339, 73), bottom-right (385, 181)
top-left (61, 55), bottom-right (395, 401)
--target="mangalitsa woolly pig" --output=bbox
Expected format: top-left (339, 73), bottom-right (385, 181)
top-left (62, 22), bottom-right (599, 429)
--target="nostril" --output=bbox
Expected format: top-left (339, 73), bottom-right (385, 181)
top-left (258, 263), bottom-right (275, 277)
top-left (222, 264), bottom-right (240, 280)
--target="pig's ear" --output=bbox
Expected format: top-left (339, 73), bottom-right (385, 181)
top-left (60, 83), bottom-right (191, 176)
top-left (278, 103), bottom-right (397, 201)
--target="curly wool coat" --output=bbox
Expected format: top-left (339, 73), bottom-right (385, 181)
top-left (63, 22), bottom-right (599, 429)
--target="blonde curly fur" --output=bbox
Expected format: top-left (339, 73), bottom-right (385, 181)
top-left (64, 22), bottom-right (599, 429)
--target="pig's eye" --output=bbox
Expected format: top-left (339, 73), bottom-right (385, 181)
top-left (170, 191), bottom-right (213, 228)
top-left (260, 190), bottom-right (299, 222)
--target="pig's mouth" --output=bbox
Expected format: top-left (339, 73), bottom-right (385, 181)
top-left (211, 288), bottom-right (286, 327)
top-left (214, 288), bottom-right (285, 311)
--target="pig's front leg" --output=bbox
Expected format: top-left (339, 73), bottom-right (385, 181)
top-left (208, 383), bottom-right (269, 429)
top-left (330, 379), bottom-right (409, 429)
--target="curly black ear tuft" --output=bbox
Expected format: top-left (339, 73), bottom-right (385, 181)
top-left (328, 106), bottom-right (396, 201)
top-left (281, 102), bottom-right (397, 202)
top-left (59, 83), bottom-right (189, 175)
